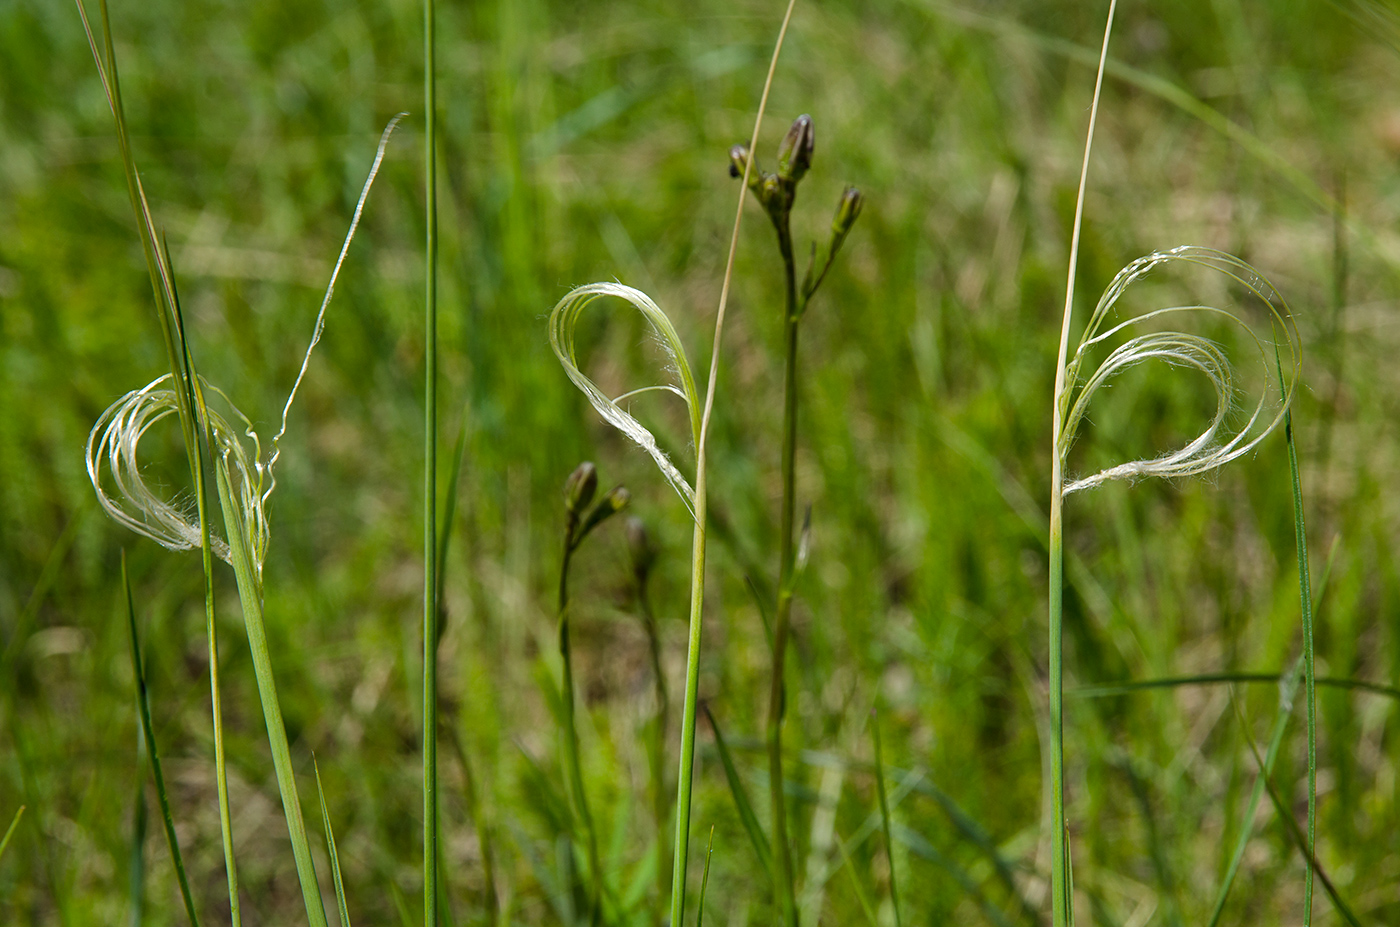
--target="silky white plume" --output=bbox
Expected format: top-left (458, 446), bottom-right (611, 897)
top-left (1057, 246), bottom-right (1300, 495)
top-left (548, 282), bottom-right (702, 519)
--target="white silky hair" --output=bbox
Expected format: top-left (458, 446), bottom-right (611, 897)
top-left (548, 281), bottom-right (702, 521)
top-left (86, 116), bottom-right (403, 577)
top-left (1057, 246), bottom-right (1300, 496)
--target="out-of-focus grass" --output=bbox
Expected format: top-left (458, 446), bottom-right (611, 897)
top-left (2, 0), bottom-right (1399, 924)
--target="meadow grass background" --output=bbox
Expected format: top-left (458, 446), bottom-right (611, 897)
top-left (3, 0), bottom-right (1400, 923)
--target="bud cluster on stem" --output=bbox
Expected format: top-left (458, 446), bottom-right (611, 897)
top-left (729, 114), bottom-right (863, 927)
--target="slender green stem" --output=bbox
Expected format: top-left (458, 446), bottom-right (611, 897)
top-left (637, 575), bottom-right (670, 904)
top-left (314, 759), bottom-right (353, 927)
top-left (1282, 387), bottom-right (1316, 925)
top-left (123, 553), bottom-right (202, 927)
top-left (215, 468), bottom-right (328, 927)
top-left (557, 525), bottom-right (602, 925)
top-left (423, 0), bottom-right (440, 920)
top-left (669, 498), bottom-right (708, 927)
top-left (131, 692), bottom-right (148, 927)
top-left (768, 215), bottom-right (800, 927)
top-left (1047, 502), bottom-right (1070, 927)
top-left (0, 806), bottom-right (23, 863)
top-left (872, 712), bottom-right (901, 927)
top-left (1047, 6), bottom-right (1116, 926)
top-left (670, 6), bottom-right (797, 925)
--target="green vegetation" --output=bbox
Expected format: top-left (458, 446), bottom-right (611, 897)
top-left (3, 0), bottom-right (1400, 925)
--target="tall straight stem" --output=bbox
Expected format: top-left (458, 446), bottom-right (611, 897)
top-left (215, 470), bottom-right (327, 927)
top-left (1048, 7), bottom-right (1116, 926)
top-left (670, 7), bottom-right (797, 923)
top-left (423, 0), bottom-right (439, 921)
top-left (557, 534), bottom-right (602, 924)
top-left (668, 501), bottom-right (707, 927)
top-left (767, 223), bottom-right (800, 927)
top-left (1047, 494), bottom-right (1069, 927)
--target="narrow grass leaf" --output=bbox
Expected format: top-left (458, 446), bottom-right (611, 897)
top-left (833, 829), bottom-right (879, 927)
top-left (696, 827), bottom-right (716, 927)
top-left (314, 759), bottom-right (353, 927)
top-left (0, 805), bottom-right (24, 863)
top-left (1234, 702), bottom-right (1362, 926)
top-left (122, 552), bottom-right (202, 927)
top-left (872, 711), bottom-right (901, 927)
top-left (703, 705), bottom-right (773, 880)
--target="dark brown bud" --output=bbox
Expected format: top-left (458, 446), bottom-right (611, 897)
top-left (729, 144), bottom-right (750, 179)
top-left (833, 185), bottom-right (864, 236)
top-left (777, 114), bottom-right (814, 182)
top-left (564, 462), bottom-right (597, 515)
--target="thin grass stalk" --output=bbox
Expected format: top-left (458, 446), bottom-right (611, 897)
top-left (834, 830), bottom-right (880, 927)
top-left (1047, 5), bottom-right (1117, 925)
top-left (767, 191), bottom-right (801, 927)
top-left (214, 467), bottom-right (329, 927)
top-left (76, 5), bottom-right (243, 918)
top-left (1234, 712), bottom-right (1360, 927)
top-left (872, 712), bottom-right (901, 927)
top-left (1282, 388), bottom-right (1317, 925)
top-left (670, 4), bottom-right (797, 925)
top-left (130, 708), bottom-right (148, 927)
top-left (0, 806), bottom-right (24, 864)
top-left (695, 827), bottom-right (716, 927)
top-left (171, 253), bottom-right (244, 927)
top-left (123, 552), bottom-right (202, 927)
top-left (423, 0), bottom-right (441, 919)
top-left (557, 525), bottom-right (603, 924)
top-left (1074, 673), bottom-right (1398, 701)
top-left (314, 759), bottom-right (353, 927)
top-left (640, 584), bottom-right (669, 904)
top-left (438, 415), bottom-right (501, 923)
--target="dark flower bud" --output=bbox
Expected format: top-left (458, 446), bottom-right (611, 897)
top-left (564, 462), bottom-right (597, 515)
top-left (729, 144), bottom-right (751, 179)
top-left (579, 485), bottom-right (631, 538)
top-left (776, 114), bottom-right (815, 182)
top-left (833, 185), bottom-right (864, 236)
top-left (625, 516), bottom-right (657, 581)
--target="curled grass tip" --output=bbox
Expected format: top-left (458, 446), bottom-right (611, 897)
top-left (1057, 246), bottom-right (1300, 496)
top-left (548, 282), bottom-right (701, 518)
top-left (85, 117), bottom-right (402, 577)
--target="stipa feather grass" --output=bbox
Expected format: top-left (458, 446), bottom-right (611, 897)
top-left (1058, 246), bottom-right (1300, 496)
top-left (86, 116), bottom-right (403, 583)
top-left (1047, 4), bottom-right (1305, 926)
top-left (549, 283), bottom-right (702, 517)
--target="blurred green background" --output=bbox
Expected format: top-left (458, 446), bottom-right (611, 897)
top-left (3, 0), bottom-right (1400, 923)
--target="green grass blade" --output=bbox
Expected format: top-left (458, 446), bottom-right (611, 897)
top-left (215, 465), bottom-right (329, 927)
top-left (871, 711), bottom-right (901, 927)
top-left (1206, 654), bottom-right (1304, 927)
top-left (76, 7), bottom-right (242, 919)
top-left (0, 805), bottom-right (24, 863)
top-left (833, 829), bottom-right (879, 927)
top-left (1074, 672), bottom-right (1400, 701)
top-left (702, 705), bottom-right (773, 880)
top-left (314, 758), bottom-right (353, 927)
top-left (423, 0), bottom-right (440, 918)
top-left (696, 827), bottom-right (716, 927)
top-left (1234, 701), bottom-right (1362, 927)
top-left (670, 5), bottom-right (797, 923)
top-left (123, 552), bottom-right (202, 927)
top-left (1280, 360), bottom-right (1317, 926)
top-left (130, 736), bottom-right (147, 927)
